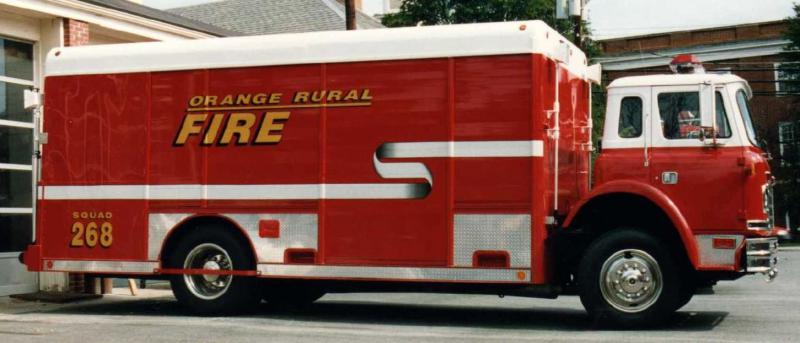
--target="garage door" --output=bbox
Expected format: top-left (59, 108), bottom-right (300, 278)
top-left (0, 36), bottom-right (37, 296)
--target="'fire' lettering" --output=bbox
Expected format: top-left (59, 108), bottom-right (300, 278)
top-left (255, 112), bottom-right (291, 144)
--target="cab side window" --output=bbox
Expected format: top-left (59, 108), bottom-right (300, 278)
top-left (618, 97), bottom-right (643, 138)
top-left (657, 92), bottom-right (700, 139)
top-left (714, 91), bottom-right (732, 138)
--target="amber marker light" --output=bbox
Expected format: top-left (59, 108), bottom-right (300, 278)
top-left (712, 238), bottom-right (737, 250)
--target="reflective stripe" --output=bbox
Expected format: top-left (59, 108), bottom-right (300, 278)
top-left (373, 153), bottom-right (433, 184)
top-left (378, 140), bottom-right (544, 158)
top-left (42, 183), bottom-right (428, 200)
top-left (42, 140), bottom-right (542, 201)
top-left (258, 264), bottom-right (530, 282)
top-left (47, 260), bottom-right (159, 273)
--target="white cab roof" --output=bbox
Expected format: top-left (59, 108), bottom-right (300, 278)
top-left (608, 73), bottom-right (748, 88)
top-left (46, 20), bottom-right (591, 80)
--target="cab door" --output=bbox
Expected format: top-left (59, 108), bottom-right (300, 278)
top-left (648, 85), bottom-right (744, 232)
top-left (597, 88), bottom-right (651, 184)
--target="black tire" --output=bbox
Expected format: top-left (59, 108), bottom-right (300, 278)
top-left (577, 228), bottom-right (682, 328)
top-left (262, 282), bottom-right (325, 308)
top-left (167, 226), bottom-right (260, 315)
top-left (674, 282), bottom-right (696, 311)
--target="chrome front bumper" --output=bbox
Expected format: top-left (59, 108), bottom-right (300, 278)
top-left (745, 237), bottom-right (779, 281)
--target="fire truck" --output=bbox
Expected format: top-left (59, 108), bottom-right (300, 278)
top-left (20, 21), bottom-right (778, 326)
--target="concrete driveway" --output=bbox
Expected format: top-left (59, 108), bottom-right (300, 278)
top-left (0, 249), bottom-right (796, 342)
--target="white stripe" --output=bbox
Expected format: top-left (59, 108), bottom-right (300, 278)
top-left (259, 264), bottom-right (530, 282)
top-left (42, 183), bottom-right (426, 200)
top-left (373, 154), bottom-right (432, 184)
top-left (0, 163), bottom-right (33, 171)
top-left (381, 140), bottom-right (543, 158)
top-left (42, 140), bottom-right (542, 201)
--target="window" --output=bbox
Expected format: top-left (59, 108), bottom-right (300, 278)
top-left (774, 63), bottom-right (800, 95)
top-left (658, 91), bottom-right (701, 139)
top-left (618, 97), bottom-right (642, 138)
top-left (779, 121), bottom-right (799, 167)
top-left (657, 91), bottom-right (731, 140)
top-left (0, 36), bottom-right (33, 253)
top-left (736, 89), bottom-right (759, 147)
top-left (714, 91), bottom-right (732, 139)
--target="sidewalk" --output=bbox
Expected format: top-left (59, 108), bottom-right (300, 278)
top-left (0, 288), bottom-right (174, 315)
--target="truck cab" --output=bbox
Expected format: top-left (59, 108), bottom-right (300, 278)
top-left (554, 55), bottom-right (778, 326)
top-left (598, 58), bottom-right (776, 243)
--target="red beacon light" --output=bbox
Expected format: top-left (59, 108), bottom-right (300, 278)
top-left (670, 54), bottom-right (705, 74)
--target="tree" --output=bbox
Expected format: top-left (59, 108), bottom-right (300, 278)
top-left (381, 0), bottom-right (599, 57)
top-left (779, 4), bottom-right (800, 233)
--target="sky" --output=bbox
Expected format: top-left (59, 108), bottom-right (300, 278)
top-left (143, 0), bottom-right (798, 39)
top-left (586, 0), bottom-right (795, 40)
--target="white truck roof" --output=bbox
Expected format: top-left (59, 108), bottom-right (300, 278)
top-left (608, 73), bottom-right (748, 88)
top-left (46, 20), bottom-right (591, 80)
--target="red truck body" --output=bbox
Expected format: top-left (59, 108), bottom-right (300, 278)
top-left (27, 21), bottom-right (589, 285)
top-left (21, 21), bottom-right (777, 325)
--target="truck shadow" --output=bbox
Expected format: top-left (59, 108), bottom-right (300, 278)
top-left (48, 297), bottom-right (728, 332)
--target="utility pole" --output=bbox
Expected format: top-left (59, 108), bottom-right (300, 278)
top-left (345, 0), bottom-right (356, 30)
top-left (557, 0), bottom-right (586, 49)
top-left (573, 14), bottom-right (582, 50)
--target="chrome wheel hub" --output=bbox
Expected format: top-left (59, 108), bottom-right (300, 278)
top-left (599, 249), bottom-right (663, 313)
top-left (183, 243), bottom-right (233, 300)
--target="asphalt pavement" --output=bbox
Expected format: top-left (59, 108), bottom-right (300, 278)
top-left (0, 249), bottom-right (797, 342)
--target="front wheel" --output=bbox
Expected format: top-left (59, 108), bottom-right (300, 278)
top-left (168, 226), bottom-right (260, 315)
top-left (577, 229), bottom-right (682, 327)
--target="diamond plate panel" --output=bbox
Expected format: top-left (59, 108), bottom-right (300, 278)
top-left (228, 214), bottom-right (318, 263)
top-left (453, 214), bottom-right (531, 268)
top-left (148, 213), bottom-right (317, 263)
top-left (695, 234), bottom-right (743, 267)
top-left (148, 213), bottom-right (191, 260)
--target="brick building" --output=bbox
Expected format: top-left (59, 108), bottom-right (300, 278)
top-left (0, 0), bottom-right (233, 297)
top-left (595, 20), bottom-right (800, 232)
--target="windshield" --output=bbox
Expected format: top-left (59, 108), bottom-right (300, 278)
top-left (735, 89), bottom-right (759, 147)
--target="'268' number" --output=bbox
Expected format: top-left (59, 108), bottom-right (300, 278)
top-left (70, 222), bottom-right (113, 248)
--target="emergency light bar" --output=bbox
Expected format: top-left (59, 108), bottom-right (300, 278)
top-left (670, 54), bottom-right (705, 74)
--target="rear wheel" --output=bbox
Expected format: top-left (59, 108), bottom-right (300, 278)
top-left (168, 226), bottom-right (260, 315)
top-left (577, 229), bottom-right (682, 327)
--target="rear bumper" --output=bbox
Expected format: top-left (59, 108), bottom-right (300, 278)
top-left (745, 237), bottom-right (778, 281)
top-left (20, 244), bottom-right (43, 272)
